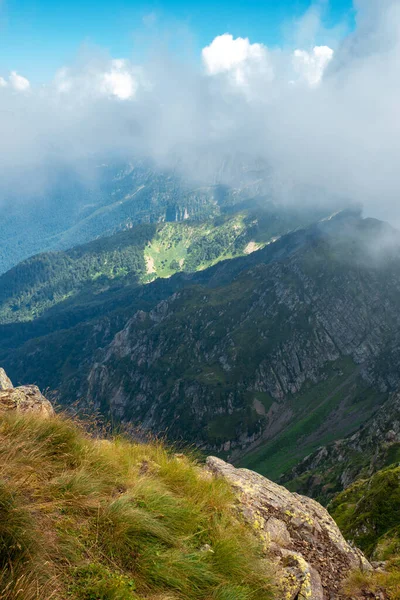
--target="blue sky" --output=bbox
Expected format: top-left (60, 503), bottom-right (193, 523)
top-left (0, 0), bottom-right (355, 81)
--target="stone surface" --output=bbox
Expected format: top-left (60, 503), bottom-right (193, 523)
top-left (0, 369), bottom-right (54, 418)
top-left (206, 456), bottom-right (371, 600)
top-left (0, 368), bottom-right (13, 390)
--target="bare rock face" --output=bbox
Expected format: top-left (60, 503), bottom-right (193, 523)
top-left (206, 457), bottom-right (371, 600)
top-left (0, 369), bottom-right (54, 418)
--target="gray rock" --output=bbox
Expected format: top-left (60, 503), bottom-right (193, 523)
top-left (0, 368), bottom-right (13, 390)
top-left (206, 456), bottom-right (371, 600)
top-left (0, 371), bottom-right (54, 418)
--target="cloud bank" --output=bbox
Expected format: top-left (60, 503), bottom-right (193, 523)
top-left (0, 70), bottom-right (30, 91)
top-left (1, 0), bottom-right (400, 223)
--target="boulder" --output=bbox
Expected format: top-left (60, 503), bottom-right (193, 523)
top-left (206, 456), bottom-right (371, 600)
top-left (0, 369), bottom-right (54, 418)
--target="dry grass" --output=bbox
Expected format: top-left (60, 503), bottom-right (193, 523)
top-left (0, 412), bottom-right (274, 600)
top-left (343, 560), bottom-right (400, 600)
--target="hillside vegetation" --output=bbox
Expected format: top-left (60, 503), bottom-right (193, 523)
top-left (281, 389), bottom-right (400, 506)
top-left (0, 158), bottom-right (329, 276)
top-left (0, 411), bottom-right (274, 600)
top-left (79, 215), bottom-right (400, 474)
top-left (0, 210), bottom-right (287, 325)
top-left (0, 162), bottom-right (221, 275)
top-left (330, 464), bottom-right (400, 598)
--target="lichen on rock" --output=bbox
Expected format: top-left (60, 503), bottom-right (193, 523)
top-left (206, 456), bottom-right (371, 600)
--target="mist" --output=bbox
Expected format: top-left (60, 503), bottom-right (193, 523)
top-left (1, 0), bottom-right (400, 223)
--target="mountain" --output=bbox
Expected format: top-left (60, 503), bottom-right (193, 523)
top-left (0, 157), bottom-right (326, 275)
top-left (2, 210), bottom-right (400, 488)
top-left (82, 213), bottom-right (400, 473)
top-left (0, 205), bottom-right (320, 325)
top-left (0, 161), bottom-right (219, 274)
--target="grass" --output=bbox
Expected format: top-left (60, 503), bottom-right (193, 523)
top-left (142, 215), bottom-right (255, 281)
top-left (343, 561), bottom-right (400, 599)
top-left (330, 465), bottom-right (400, 599)
top-left (329, 465), bottom-right (400, 557)
top-left (0, 411), bottom-right (275, 600)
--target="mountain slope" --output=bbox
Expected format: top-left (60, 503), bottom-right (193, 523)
top-left (330, 464), bottom-right (400, 559)
top-left (0, 161), bottom-right (221, 274)
top-left (0, 206), bottom-right (309, 325)
top-left (2, 212), bottom-right (400, 485)
top-left (329, 463), bottom-right (400, 598)
top-left (283, 390), bottom-right (400, 503)
top-left (0, 158), bottom-right (328, 275)
top-left (82, 214), bottom-right (400, 472)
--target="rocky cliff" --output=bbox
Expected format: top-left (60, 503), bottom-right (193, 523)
top-left (3, 214), bottom-right (400, 484)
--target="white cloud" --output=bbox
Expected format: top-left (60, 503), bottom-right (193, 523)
top-left (0, 71), bottom-right (31, 91)
top-left (292, 46), bottom-right (334, 86)
top-left (1, 1), bottom-right (400, 225)
top-left (9, 71), bottom-right (30, 91)
top-left (201, 34), bottom-right (332, 93)
top-left (54, 59), bottom-right (138, 100)
top-left (100, 59), bottom-right (138, 100)
top-left (202, 34), bottom-right (273, 86)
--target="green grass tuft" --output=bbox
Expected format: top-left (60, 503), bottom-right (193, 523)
top-left (0, 412), bottom-right (274, 600)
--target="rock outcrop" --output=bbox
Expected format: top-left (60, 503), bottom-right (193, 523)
top-left (0, 368), bottom-right (54, 418)
top-left (206, 456), bottom-right (371, 600)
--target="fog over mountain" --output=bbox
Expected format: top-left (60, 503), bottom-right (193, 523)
top-left (0, 0), bottom-right (400, 222)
